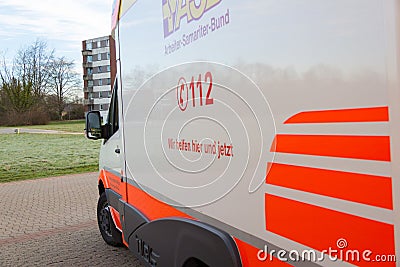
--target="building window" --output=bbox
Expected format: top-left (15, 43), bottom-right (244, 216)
top-left (89, 93), bottom-right (93, 99)
top-left (99, 91), bottom-right (103, 98)
top-left (87, 55), bottom-right (92, 62)
top-left (86, 41), bottom-right (92, 50)
top-left (100, 104), bottom-right (104, 110)
top-left (98, 79), bottom-right (103, 86)
top-left (108, 91), bottom-right (112, 98)
top-left (106, 65), bottom-right (110, 72)
top-left (87, 68), bottom-right (93, 75)
top-left (107, 52), bottom-right (110, 60)
top-left (106, 39), bottom-right (109, 47)
top-left (107, 78), bottom-right (111, 85)
top-left (98, 66), bottom-right (102, 73)
top-left (97, 53), bottom-right (101, 61)
top-left (88, 80), bottom-right (93, 87)
top-left (97, 41), bottom-right (101, 48)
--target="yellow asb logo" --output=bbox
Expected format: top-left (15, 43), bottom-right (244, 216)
top-left (162, 0), bottom-right (222, 38)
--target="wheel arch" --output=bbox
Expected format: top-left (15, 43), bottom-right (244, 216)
top-left (98, 179), bottom-right (105, 196)
top-left (128, 217), bottom-right (242, 267)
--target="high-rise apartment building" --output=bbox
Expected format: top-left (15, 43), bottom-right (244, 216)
top-left (82, 35), bottom-right (116, 120)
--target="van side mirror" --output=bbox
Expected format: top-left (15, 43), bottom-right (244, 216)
top-left (86, 111), bottom-right (103, 140)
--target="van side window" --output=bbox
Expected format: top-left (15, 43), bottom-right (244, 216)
top-left (107, 82), bottom-right (119, 138)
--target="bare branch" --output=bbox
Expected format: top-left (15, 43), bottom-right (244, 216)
top-left (48, 56), bottom-right (80, 119)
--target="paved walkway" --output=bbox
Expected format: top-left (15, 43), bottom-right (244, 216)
top-left (0, 128), bottom-right (82, 135)
top-left (0, 173), bottom-right (142, 266)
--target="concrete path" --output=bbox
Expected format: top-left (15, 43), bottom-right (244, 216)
top-left (0, 173), bottom-right (143, 266)
top-left (0, 128), bottom-right (83, 135)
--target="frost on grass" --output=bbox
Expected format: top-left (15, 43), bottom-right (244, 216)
top-left (0, 134), bottom-right (101, 182)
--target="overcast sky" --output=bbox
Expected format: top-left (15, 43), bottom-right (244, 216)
top-left (0, 0), bottom-right (113, 74)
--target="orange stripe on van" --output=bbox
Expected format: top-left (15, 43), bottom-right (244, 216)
top-left (234, 238), bottom-right (291, 267)
top-left (265, 194), bottom-right (395, 266)
top-left (102, 169), bottom-right (122, 195)
top-left (270, 134), bottom-right (391, 161)
top-left (126, 183), bottom-right (192, 221)
top-left (284, 106), bottom-right (389, 124)
top-left (266, 163), bottom-right (393, 209)
top-left (127, 182), bottom-right (291, 265)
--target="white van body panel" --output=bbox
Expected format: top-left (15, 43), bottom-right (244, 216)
top-left (99, 0), bottom-right (400, 265)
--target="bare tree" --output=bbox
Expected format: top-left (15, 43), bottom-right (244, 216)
top-left (0, 39), bottom-right (54, 113)
top-left (1, 78), bottom-right (34, 113)
top-left (0, 51), bottom-right (11, 81)
top-left (0, 68), bottom-right (49, 126)
top-left (0, 39), bottom-right (79, 125)
top-left (0, 51), bottom-right (36, 115)
top-left (14, 39), bottom-right (54, 96)
top-left (48, 56), bottom-right (80, 120)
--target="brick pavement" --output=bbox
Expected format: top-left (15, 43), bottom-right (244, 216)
top-left (0, 173), bottom-right (142, 266)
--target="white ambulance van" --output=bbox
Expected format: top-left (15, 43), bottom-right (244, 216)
top-left (86, 0), bottom-right (400, 266)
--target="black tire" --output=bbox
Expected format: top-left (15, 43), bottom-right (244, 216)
top-left (183, 258), bottom-right (209, 267)
top-left (97, 192), bottom-right (122, 246)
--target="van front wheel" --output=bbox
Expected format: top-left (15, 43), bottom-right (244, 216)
top-left (97, 192), bottom-right (122, 246)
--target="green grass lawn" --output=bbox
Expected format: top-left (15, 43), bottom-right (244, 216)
top-left (0, 133), bottom-right (101, 183)
top-left (19, 120), bottom-right (86, 133)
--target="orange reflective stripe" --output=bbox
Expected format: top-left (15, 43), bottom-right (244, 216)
top-left (99, 169), bottom-right (110, 188)
top-left (127, 182), bottom-right (296, 266)
top-left (270, 134), bottom-right (391, 161)
top-left (284, 107), bottom-right (389, 124)
top-left (234, 238), bottom-right (291, 267)
top-left (126, 183), bottom-right (192, 221)
top-left (103, 170), bottom-right (122, 195)
top-left (265, 194), bottom-right (395, 266)
top-left (127, 183), bottom-right (286, 266)
top-left (266, 163), bottom-right (393, 209)
top-left (110, 207), bottom-right (122, 231)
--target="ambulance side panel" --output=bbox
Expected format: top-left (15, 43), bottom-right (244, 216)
top-left (109, 0), bottom-right (400, 266)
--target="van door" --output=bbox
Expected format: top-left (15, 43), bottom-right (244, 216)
top-left (99, 82), bottom-right (123, 195)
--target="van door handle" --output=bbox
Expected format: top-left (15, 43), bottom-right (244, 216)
top-left (115, 148), bottom-right (120, 154)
